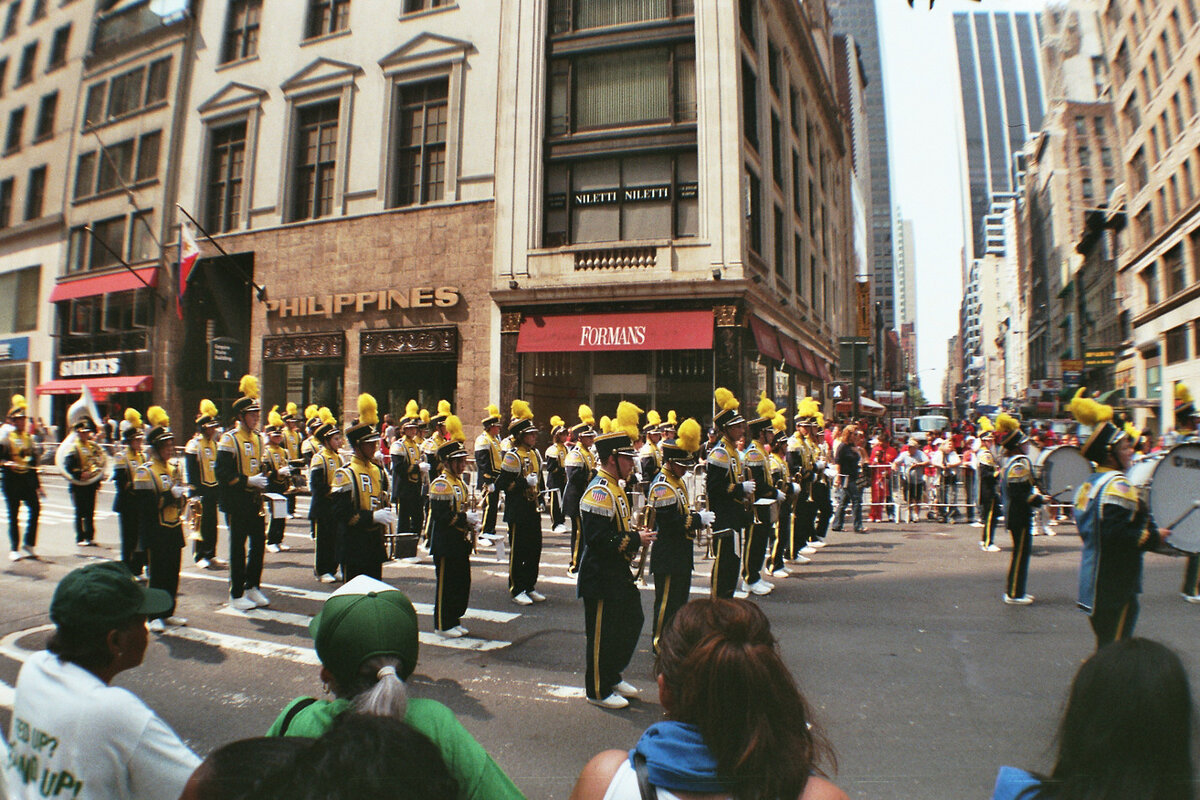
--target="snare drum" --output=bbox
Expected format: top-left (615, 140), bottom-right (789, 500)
top-left (753, 497), bottom-right (779, 524)
top-left (263, 492), bottom-right (289, 520)
top-left (1033, 445), bottom-right (1093, 502)
top-left (1129, 444), bottom-right (1200, 553)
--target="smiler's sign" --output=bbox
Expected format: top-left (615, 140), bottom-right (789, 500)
top-left (266, 287), bottom-right (460, 319)
top-left (59, 357), bottom-right (121, 377)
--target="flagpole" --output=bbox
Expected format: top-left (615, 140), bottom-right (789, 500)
top-left (83, 227), bottom-right (155, 291)
top-left (175, 204), bottom-right (267, 302)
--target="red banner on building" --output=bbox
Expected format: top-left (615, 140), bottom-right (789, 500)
top-left (516, 310), bottom-right (713, 352)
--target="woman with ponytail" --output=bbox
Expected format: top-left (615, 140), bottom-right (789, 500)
top-left (570, 598), bottom-right (847, 800)
top-left (266, 575), bottom-right (526, 800)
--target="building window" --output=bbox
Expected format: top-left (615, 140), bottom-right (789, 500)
top-left (0, 265), bottom-right (39, 333)
top-left (1081, 177), bottom-right (1093, 200)
top-left (15, 40), bottom-right (34, 86)
top-left (1164, 244), bottom-right (1188, 296)
top-left (742, 57), bottom-right (758, 152)
top-left (767, 40), bottom-right (781, 96)
top-left (1078, 147), bottom-right (1090, 167)
top-left (135, 131), bottom-right (160, 181)
top-left (73, 151), bottom-right (94, 200)
top-left (128, 209), bottom-right (155, 263)
top-left (1100, 146), bottom-right (1112, 168)
top-left (738, 0), bottom-right (755, 46)
top-left (221, 0), bottom-right (260, 63)
top-left (773, 204), bottom-right (785, 279)
top-left (0, 59), bottom-right (7, 95)
top-left (205, 121), bottom-right (246, 233)
top-left (27, 0), bottom-right (42, 21)
top-left (791, 149), bottom-right (801, 219)
top-left (403, 0), bottom-right (451, 12)
top-left (1187, 75), bottom-right (1198, 119)
top-left (1141, 263), bottom-right (1159, 306)
top-left (747, 167), bottom-right (762, 256)
top-left (145, 57), bottom-right (170, 105)
top-left (548, 0), bottom-right (692, 34)
top-left (0, 178), bottom-right (12, 228)
top-left (770, 113), bottom-right (782, 188)
top-left (304, 0), bottom-right (349, 39)
top-left (33, 90), bottom-right (55, 141)
top-left (46, 23), bottom-right (68, 71)
top-left (83, 57), bottom-right (171, 129)
top-left (1166, 324), bottom-right (1189, 364)
top-left (542, 150), bottom-right (698, 245)
top-left (4, 106), bottom-right (23, 154)
top-left (789, 87), bottom-right (801, 134)
top-left (96, 139), bottom-right (134, 193)
top-left (2, 2), bottom-right (18, 39)
top-left (88, 216), bottom-right (125, 270)
top-left (1131, 146), bottom-right (1148, 190)
top-left (1094, 115), bottom-right (1105, 138)
top-left (107, 66), bottom-right (145, 118)
top-left (22, 163), bottom-right (43, 221)
top-left (291, 100), bottom-right (339, 221)
top-left (793, 233), bottom-right (803, 294)
top-left (392, 79), bottom-right (446, 207)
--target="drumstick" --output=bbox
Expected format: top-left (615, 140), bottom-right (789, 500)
top-left (1165, 502), bottom-right (1200, 531)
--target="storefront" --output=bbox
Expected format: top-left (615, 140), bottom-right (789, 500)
top-left (0, 336), bottom-right (32, 409)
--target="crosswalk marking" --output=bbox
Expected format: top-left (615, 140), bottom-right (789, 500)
top-left (159, 625), bottom-right (322, 665)
top-left (0, 679), bottom-right (13, 709)
top-left (482, 570), bottom-right (711, 595)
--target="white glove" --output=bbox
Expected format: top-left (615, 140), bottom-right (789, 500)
top-left (419, 461), bottom-right (431, 474)
top-left (698, 510), bottom-right (716, 527)
top-left (170, 484), bottom-right (188, 499)
top-left (526, 473), bottom-right (539, 487)
top-left (278, 465), bottom-right (292, 477)
top-left (247, 474), bottom-right (268, 490)
top-left (741, 480), bottom-right (756, 494)
top-left (824, 467), bottom-right (837, 480)
top-left (466, 510), bottom-right (483, 528)
top-left (775, 489), bottom-right (786, 501)
top-left (815, 459), bottom-right (826, 471)
top-left (790, 482), bottom-right (800, 494)
top-left (373, 508), bottom-right (398, 527)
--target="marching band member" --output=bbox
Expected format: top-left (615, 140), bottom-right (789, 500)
top-left (768, 413), bottom-right (798, 578)
top-left (707, 389), bottom-right (754, 599)
top-left (430, 415), bottom-right (480, 638)
top-left (135, 408), bottom-right (188, 632)
top-left (788, 401), bottom-right (820, 566)
top-left (494, 400), bottom-right (544, 605)
top-left (474, 404), bottom-right (503, 544)
top-left (2, 395), bottom-right (41, 561)
top-left (742, 395), bottom-right (785, 596)
top-left (1171, 384), bottom-right (1200, 602)
top-left (216, 376), bottom-right (270, 611)
top-left (647, 418), bottom-right (713, 653)
top-left (64, 415), bottom-right (105, 547)
top-left (184, 400), bottom-right (223, 569)
top-left (334, 394), bottom-right (394, 582)
top-left (300, 404), bottom-right (321, 462)
top-left (637, 411), bottom-right (664, 491)
top-left (564, 406), bottom-right (598, 575)
top-left (113, 409), bottom-right (147, 577)
top-left (544, 416), bottom-right (569, 534)
top-left (806, 411), bottom-right (833, 552)
top-left (578, 428), bottom-right (654, 709)
top-left (390, 401), bottom-right (426, 537)
top-left (996, 413), bottom-right (1044, 605)
top-left (423, 400), bottom-right (452, 483)
top-left (282, 402), bottom-right (303, 518)
top-left (975, 418), bottom-right (1001, 552)
top-left (1070, 396), bottom-right (1170, 648)
top-left (308, 409), bottom-right (343, 584)
top-left (263, 407), bottom-right (294, 554)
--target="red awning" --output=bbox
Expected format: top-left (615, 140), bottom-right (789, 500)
top-left (48, 267), bottom-right (158, 303)
top-left (516, 310), bottom-right (713, 353)
top-left (799, 347), bottom-right (819, 378)
top-left (778, 336), bottom-right (802, 372)
top-left (816, 359), bottom-right (832, 383)
top-left (748, 316), bottom-right (782, 361)
top-left (36, 375), bottom-right (153, 395)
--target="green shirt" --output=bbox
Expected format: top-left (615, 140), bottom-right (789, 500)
top-left (267, 696), bottom-right (526, 800)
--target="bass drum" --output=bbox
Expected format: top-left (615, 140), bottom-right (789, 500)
top-left (1033, 445), bottom-right (1093, 502)
top-left (1133, 444), bottom-right (1200, 554)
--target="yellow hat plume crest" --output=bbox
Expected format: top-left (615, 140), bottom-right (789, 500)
top-left (599, 415), bottom-right (612, 434)
top-left (10, 394), bottom-right (26, 410)
top-left (357, 393), bottom-right (379, 427)
top-left (304, 404), bottom-right (319, 421)
top-left (549, 415), bottom-right (564, 429)
top-left (1177, 382), bottom-right (1194, 404)
top-left (147, 405), bottom-right (169, 428)
top-left (318, 407), bottom-right (335, 425)
top-left (714, 388), bottom-right (739, 411)
top-left (646, 410), bottom-right (662, 426)
top-left (286, 402), bottom-right (298, 417)
top-left (511, 399), bottom-right (534, 421)
top-left (199, 399), bottom-right (218, 418)
top-left (124, 408), bottom-right (142, 427)
top-left (485, 403), bottom-right (500, 419)
top-left (676, 418), bottom-right (702, 453)
top-left (238, 375), bottom-right (259, 400)
top-left (445, 414), bottom-right (465, 443)
top-left (405, 399), bottom-right (419, 419)
top-left (578, 404), bottom-right (595, 426)
top-left (268, 407), bottom-right (284, 428)
top-left (667, 410), bottom-right (677, 425)
top-left (437, 399), bottom-right (452, 416)
top-left (797, 397), bottom-right (820, 419)
top-left (616, 401), bottom-right (642, 440)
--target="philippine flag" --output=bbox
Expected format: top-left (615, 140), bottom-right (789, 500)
top-left (177, 222), bottom-right (200, 319)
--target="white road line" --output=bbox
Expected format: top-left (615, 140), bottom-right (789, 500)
top-left (216, 606), bottom-right (312, 627)
top-left (483, 570), bottom-right (710, 595)
top-left (0, 679), bottom-right (13, 709)
top-left (461, 674), bottom-right (591, 704)
top-left (158, 626), bottom-right (322, 665)
top-left (417, 632), bottom-right (510, 651)
top-left (213, 606), bottom-right (510, 650)
top-left (0, 623), bottom-right (52, 664)
top-left (181, 570), bottom-right (332, 602)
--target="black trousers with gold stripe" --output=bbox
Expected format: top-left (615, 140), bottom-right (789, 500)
top-left (583, 584), bottom-right (643, 700)
top-left (710, 529), bottom-right (741, 599)
top-left (742, 520), bottom-right (771, 586)
top-left (979, 485), bottom-right (1000, 549)
top-left (1181, 555), bottom-right (1200, 597)
top-left (480, 485), bottom-right (499, 536)
top-left (1005, 523), bottom-right (1032, 599)
top-left (435, 554), bottom-right (471, 632)
top-left (568, 514), bottom-right (583, 574)
top-left (1090, 599), bottom-right (1138, 649)
top-left (651, 571), bottom-right (691, 654)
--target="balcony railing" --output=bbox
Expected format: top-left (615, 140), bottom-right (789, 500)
top-left (573, 246), bottom-right (657, 271)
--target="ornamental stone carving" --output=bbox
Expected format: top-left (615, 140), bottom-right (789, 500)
top-left (500, 312), bottom-right (522, 334)
top-left (360, 327), bottom-right (458, 356)
top-left (713, 304), bottom-right (739, 327)
top-left (262, 332), bottom-right (345, 360)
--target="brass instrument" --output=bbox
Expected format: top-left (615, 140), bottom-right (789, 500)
top-left (464, 481), bottom-right (480, 552)
top-left (633, 491), bottom-right (657, 585)
top-left (53, 389), bottom-right (112, 486)
top-left (186, 496), bottom-right (203, 540)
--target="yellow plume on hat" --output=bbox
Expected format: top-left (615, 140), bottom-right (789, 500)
top-left (420, 408), bottom-right (431, 425)
top-left (772, 413), bottom-right (787, 434)
top-left (1177, 382), bottom-right (1194, 404)
top-left (796, 397), bottom-right (820, 419)
top-left (1067, 388), bottom-right (1113, 427)
top-left (199, 399), bottom-right (218, 418)
top-left (976, 416), bottom-right (994, 433)
top-left (667, 410), bottom-right (677, 426)
top-left (10, 394), bottom-right (26, 410)
top-left (616, 401), bottom-right (641, 440)
top-left (268, 407), bottom-right (284, 428)
top-left (995, 413), bottom-right (1020, 435)
top-left (511, 399), bottom-right (534, 421)
top-left (485, 403), bottom-right (500, 419)
top-left (814, 411), bottom-right (825, 427)
top-left (124, 408), bottom-right (142, 427)
top-left (714, 388), bottom-right (739, 411)
top-left (286, 402), bottom-right (298, 417)
top-left (578, 404), bottom-right (595, 426)
top-left (437, 399), bottom-right (452, 416)
top-left (357, 393), bottom-right (379, 427)
top-left (305, 404), bottom-right (319, 421)
top-left (550, 415), bottom-right (564, 429)
top-left (1124, 421), bottom-right (1142, 442)
top-left (676, 418), bottom-right (702, 453)
top-left (319, 407), bottom-right (335, 425)
top-left (405, 399), bottom-right (419, 419)
top-left (647, 409), bottom-right (661, 426)
top-left (599, 415), bottom-right (612, 434)
top-left (238, 375), bottom-right (259, 399)
top-left (147, 406), bottom-right (169, 428)
top-left (445, 414), bottom-right (465, 443)
top-left (757, 392), bottom-right (780, 419)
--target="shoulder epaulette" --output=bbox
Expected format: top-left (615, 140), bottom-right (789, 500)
top-left (430, 476), bottom-right (455, 498)
top-left (649, 480), bottom-right (679, 508)
top-left (581, 482), bottom-right (616, 517)
top-left (501, 450), bottom-right (522, 472)
top-left (707, 447), bottom-right (731, 469)
top-left (1101, 476), bottom-right (1139, 510)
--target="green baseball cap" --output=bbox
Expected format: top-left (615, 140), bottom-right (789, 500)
top-left (50, 562), bottom-right (172, 631)
top-left (309, 575), bottom-right (419, 685)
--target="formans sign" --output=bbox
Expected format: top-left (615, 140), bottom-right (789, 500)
top-left (265, 287), bottom-right (460, 319)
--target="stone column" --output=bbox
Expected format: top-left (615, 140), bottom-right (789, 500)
top-left (713, 304), bottom-right (743, 395)
top-left (500, 311), bottom-right (522, 416)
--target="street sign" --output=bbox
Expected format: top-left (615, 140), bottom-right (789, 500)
top-left (209, 337), bottom-right (244, 383)
top-left (1084, 347), bottom-right (1118, 367)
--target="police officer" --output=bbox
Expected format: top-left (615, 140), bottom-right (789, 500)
top-left (135, 410), bottom-right (188, 633)
top-left (1071, 399), bottom-right (1171, 648)
top-left (707, 388), bottom-right (755, 599)
top-left (494, 401), bottom-right (544, 605)
top-left (578, 430), bottom-right (655, 709)
top-left (215, 376), bottom-right (270, 611)
top-left (113, 409), bottom-right (146, 577)
top-left (263, 407), bottom-right (294, 554)
top-left (975, 419), bottom-right (1001, 553)
top-left (430, 415), bottom-right (480, 638)
top-left (2, 395), bottom-right (40, 561)
top-left (996, 413), bottom-right (1044, 605)
top-left (335, 394), bottom-right (394, 582)
top-left (563, 407), bottom-right (597, 575)
top-left (64, 415), bottom-right (105, 547)
top-left (474, 404), bottom-right (503, 544)
top-left (647, 419), bottom-right (713, 653)
top-left (184, 399), bottom-right (223, 569)
top-left (390, 400), bottom-right (426, 537)
top-left (544, 416), bottom-right (569, 534)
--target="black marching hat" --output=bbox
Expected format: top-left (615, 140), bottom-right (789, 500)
top-left (595, 431), bottom-right (637, 461)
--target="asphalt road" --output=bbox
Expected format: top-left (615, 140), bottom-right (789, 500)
top-left (2, 479), bottom-right (1199, 799)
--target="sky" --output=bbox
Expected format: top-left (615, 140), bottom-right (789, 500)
top-left (874, 0), bottom-right (1047, 401)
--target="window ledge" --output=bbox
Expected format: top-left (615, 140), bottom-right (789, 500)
top-left (31, 132), bottom-right (52, 145)
top-left (44, 61), bottom-right (65, 75)
top-left (399, 4), bottom-right (458, 22)
top-left (81, 100), bottom-right (169, 135)
top-left (300, 28), bottom-right (351, 48)
top-left (71, 177), bottom-right (160, 206)
top-left (216, 54), bottom-right (260, 72)
top-left (2, 146), bottom-right (20, 157)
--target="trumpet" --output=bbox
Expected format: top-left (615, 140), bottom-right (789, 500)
top-left (633, 492), bottom-right (657, 585)
top-left (186, 496), bottom-right (203, 539)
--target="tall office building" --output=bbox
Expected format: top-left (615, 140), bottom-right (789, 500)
top-left (827, 0), bottom-right (898, 331)
top-left (954, 9), bottom-right (1047, 259)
